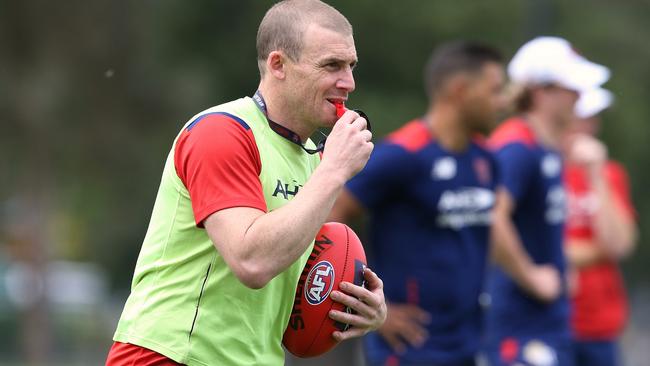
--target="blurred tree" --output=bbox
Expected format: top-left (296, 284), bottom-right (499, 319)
top-left (0, 0), bottom-right (649, 361)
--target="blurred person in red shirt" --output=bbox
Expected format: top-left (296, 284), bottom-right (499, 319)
top-left (563, 87), bottom-right (638, 366)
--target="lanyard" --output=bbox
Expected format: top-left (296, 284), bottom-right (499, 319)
top-left (253, 90), bottom-right (326, 154)
top-left (252, 90), bottom-right (371, 155)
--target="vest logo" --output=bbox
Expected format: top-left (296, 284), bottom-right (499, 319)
top-left (272, 179), bottom-right (302, 200)
top-left (304, 261), bottom-right (335, 305)
top-left (432, 157), bottom-right (457, 180)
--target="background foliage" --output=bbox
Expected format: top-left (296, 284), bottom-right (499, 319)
top-left (1, 0), bottom-right (648, 364)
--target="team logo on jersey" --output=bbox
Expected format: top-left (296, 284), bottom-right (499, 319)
top-left (304, 261), bottom-right (335, 305)
top-left (566, 190), bottom-right (597, 229)
top-left (522, 339), bottom-right (557, 366)
top-left (432, 157), bottom-right (457, 180)
top-left (545, 185), bottom-right (567, 224)
top-left (437, 187), bottom-right (495, 229)
top-left (541, 154), bottom-right (561, 178)
top-left (473, 157), bottom-right (492, 185)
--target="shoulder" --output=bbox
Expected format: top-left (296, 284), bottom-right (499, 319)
top-left (175, 111), bottom-right (258, 159)
top-left (488, 117), bottom-right (536, 151)
top-left (384, 119), bottom-right (433, 153)
top-left (174, 110), bottom-right (262, 181)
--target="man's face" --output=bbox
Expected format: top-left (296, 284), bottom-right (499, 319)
top-left (570, 115), bottom-right (600, 136)
top-left (461, 62), bottom-right (507, 134)
top-left (537, 84), bottom-right (580, 128)
top-left (283, 24), bottom-right (357, 130)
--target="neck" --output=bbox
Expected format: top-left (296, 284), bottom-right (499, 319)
top-left (525, 110), bottom-right (565, 150)
top-left (425, 103), bottom-right (470, 153)
top-left (257, 84), bottom-right (313, 142)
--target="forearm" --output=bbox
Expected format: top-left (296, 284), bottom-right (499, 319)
top-left (235, 164), bottom-right (346, 285)
top-left (590, 177), bottom-right (636, 259)
top-left (565, 239), bottom-right (605, 268)
top-left (491, 214), bottom-right (536, 289)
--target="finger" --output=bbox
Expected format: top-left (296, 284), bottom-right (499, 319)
top-left (338, 109), bottom-right (360, 124)
top-left (404, 305), bottom-right (432, 324)
top-left (334, 284), bottom-right (377, 316)
top-left (328, 308), bottom-right (371, 329)
top-left (360, 129), bottom-right (372, 142)
top-left (350, 116), bottom-right (367, 131)
top-left (332, 326), bottom-right (368, 342)
top-left (399, 325), bottom-right (429, 347)
top-left (363, 267), bottom-right (384, 291)
top-left (330, 289), bottom-right (375, 319)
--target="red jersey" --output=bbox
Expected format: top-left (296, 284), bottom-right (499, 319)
top-left (564, 160), bottom-right (635, 340)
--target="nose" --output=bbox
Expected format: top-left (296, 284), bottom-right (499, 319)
top-left (336, 67), bottom-right (355, 93)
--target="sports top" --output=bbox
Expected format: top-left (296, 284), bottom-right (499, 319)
top-left (113, 96), bottom-right (320, 365)
top-left (565, 160), bottom-right (635, 339)
top-left (485, 117), bottom-right (570, 341)
top-left (347, 119), bottom-right (498, 365)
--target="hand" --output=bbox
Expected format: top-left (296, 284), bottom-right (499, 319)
top-left (376, 303), bottom-right (431, 354)
top-left (524, 264), bottom-right (562, 302)
top-left (328, 267), bottom-right (387, 342)
top-left (321, 110), bottom-right (373, 181)
top-left (567, 134), bottom-right (607, 175)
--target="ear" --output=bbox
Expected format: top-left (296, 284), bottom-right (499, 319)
top-left (266, 50), bottom-right (287, 80)
top-left (444, 74), bottom-right (470, 102)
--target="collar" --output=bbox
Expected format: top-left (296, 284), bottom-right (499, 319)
top-left (253, 90), bottom-right (325, 154)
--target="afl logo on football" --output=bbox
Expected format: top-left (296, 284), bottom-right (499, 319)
top-left (304, 261), bottom-right (335, 305)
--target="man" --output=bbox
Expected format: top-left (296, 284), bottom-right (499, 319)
top-left (564, 87), bottom-right (637, 366)
top-left (105, 1), bottom-right (386, 365)
top-left (329, 41), bottom-right (507, 366)
top-left (484, 36), bottom-right (609, 366)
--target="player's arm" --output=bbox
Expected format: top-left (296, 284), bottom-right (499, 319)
top-left (567, 135), bottom-right (637, 262)
top-left (491, 188), bottom-right (561, 302)
top-left (587, 167), bottom-right (637, 260)
top-left (565, 240), bottom-right (606, 268)
top-left (203, 110), bottom-right (373, 289)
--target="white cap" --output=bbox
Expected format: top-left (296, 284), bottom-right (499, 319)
top-left (575, 87), bottom-right (614, 119)
top-left (508, 36), bottom-right (610, 92)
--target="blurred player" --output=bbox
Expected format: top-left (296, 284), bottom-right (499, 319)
top-left (329, 41), bottom-right (506, 366)
top-left (564, 87), bottom-right (637, 366)
top-left (484, 36), bottom-right (609, 366)
top-left (105, 1), bottom-right (386, 365)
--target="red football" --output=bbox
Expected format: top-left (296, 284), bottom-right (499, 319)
top-left (283, 222), bottom-right (367, 358)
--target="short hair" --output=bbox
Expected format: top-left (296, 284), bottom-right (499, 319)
top-left (513, 86), bottom-right (533, 113)
top-left (256, 0), bottom-right (352, 76)
top-left (424, 41), bottom-right (503, 99)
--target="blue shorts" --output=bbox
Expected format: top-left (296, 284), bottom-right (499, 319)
top-left (483, 335), bottom-right (574, 366)
top-left (573, 339), bottom-right (620, 366)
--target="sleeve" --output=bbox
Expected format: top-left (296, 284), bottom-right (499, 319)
top-left (493, 143), bottom-right (535, 204)
top-left (605, 161), bottom-right (636, 220)
top-left (345, 143), bottom-right (415, 211)
top-left (174, 113), bottom-right (267, 226)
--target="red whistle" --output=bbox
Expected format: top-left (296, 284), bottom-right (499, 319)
top-left (334, 101), bottom-right (346, 119)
